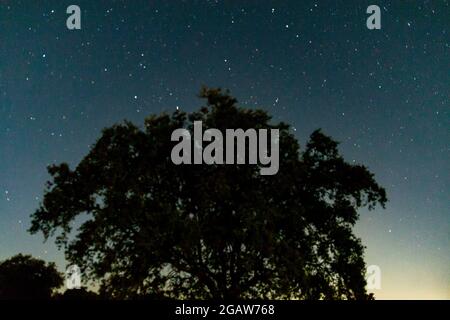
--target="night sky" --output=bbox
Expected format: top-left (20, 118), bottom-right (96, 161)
top-left (0, 0), bottom-right (448, 299)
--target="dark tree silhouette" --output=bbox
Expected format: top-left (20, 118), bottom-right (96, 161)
top-left (0, 254), bottom-right (63, 299)
top-left (29, 87), bottom-right (386, 299)
top-left (55, 288), bottom-right (99, 300)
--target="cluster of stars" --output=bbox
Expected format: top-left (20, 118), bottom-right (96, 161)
top-left (0, 0), bottom-right (448, 299)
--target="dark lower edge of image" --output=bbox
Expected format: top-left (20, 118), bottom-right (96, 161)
top-left (1, 300), bottom-right (447, 319)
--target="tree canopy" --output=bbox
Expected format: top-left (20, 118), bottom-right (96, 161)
top-left (0, 254), bottom-right (63, 299)
top-left (29, 87), bottom-right (386, 299)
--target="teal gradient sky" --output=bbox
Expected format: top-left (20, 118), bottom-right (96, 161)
top-left (0, 1), bottom-right (448, 299)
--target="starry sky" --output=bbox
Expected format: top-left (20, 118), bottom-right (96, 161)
top-left (0, 0), bottom-right (448, 299)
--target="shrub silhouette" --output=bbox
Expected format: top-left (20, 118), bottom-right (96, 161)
top-left (0, 254), bottom-right (63, 299)
top-left (55, 288), bottom-right (99, 300)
